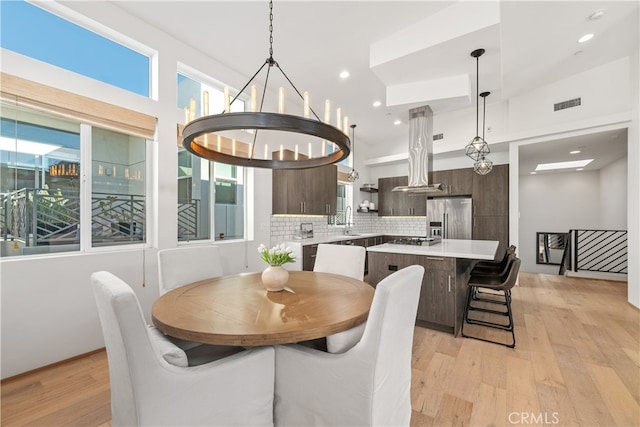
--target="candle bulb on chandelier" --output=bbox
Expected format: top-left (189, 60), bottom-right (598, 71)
top-left (251, 85), bottom-right (257, 112)
top-left (308, 142), bottom-right (312, 159)
top-left (343, 116), bottom-right (349, 135)
top-left (303, 92), bottom-right (310, 118)
top-left (264, 144), bottom-right (269, 160)
top-left (203, 91), bottom-right (209, 116)
top-left (278, 87), bottom-right (285, 113)
top-left (336, 108), bottom-right (342, 131)
top-left (280, 144), bottom-right (284, 161)
top-left (189, 98), bottom-right (196, 120)
top-left (295, 144), bottom-right (299, 160)
top-left (324, 99), bottom-right (331, 123)
top-left (224, 87), bottom-right (230, 113)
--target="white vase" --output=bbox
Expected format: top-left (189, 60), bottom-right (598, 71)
top-left (261, 265), bottom-right (289, 292)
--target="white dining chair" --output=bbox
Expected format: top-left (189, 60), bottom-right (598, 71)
top-left (313, 243), bottom-right (367, 353)
top-left (274, 265), bottom-right (425, 426)
top-left (91, 271), bottom-right (275, 427)
top-left (157, 245), bottom-right (237, 354)
top-left (157, 245), bottom-right (224, 295)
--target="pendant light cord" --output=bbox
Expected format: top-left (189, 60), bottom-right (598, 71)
top-left (475, 56), bottom-right (479, 138)
top-left (482, 94), bottom-right (486, 140)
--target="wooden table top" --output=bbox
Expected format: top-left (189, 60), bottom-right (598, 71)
top-left (152, 271), bottom-right (375, 346)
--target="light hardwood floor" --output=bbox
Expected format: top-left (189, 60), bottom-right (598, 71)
top-left (2, 272), bottom-right (638, 426)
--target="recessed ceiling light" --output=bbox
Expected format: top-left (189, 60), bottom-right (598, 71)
top-left (372, 100), bottom-right (382, 107)
top-left (530, 172), bottom-right (537, 175)
top-left (393, 119), bottom-right (402, 125)
top-left (589, 9), bottom-right (605, 20)
top-left (535, 159), bottom-right (593, 171)
top-left (576, 168), bottom-right (584, 171)
top-left (578, 33), bottom-right (594, 43)
top-left (339, 70), bottom-right (350, 79)
top-left (570, 150), bottom-right (581, 154)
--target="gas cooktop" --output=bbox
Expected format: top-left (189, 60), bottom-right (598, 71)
top-left (391, 237), bottom-right (441, 246)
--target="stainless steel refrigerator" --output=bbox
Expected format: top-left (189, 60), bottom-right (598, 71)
top-left (427, 197), bottom-right (473, 239)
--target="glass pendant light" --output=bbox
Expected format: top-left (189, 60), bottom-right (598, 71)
top-left (465, 48), bottom-right (490, 161)
top-left (473, 90), bottom-right (493, 175)
top-left (347, 124), bottom-right (359, 182)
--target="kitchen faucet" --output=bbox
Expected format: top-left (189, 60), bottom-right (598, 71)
top-left (344, 205), bottom-right (353, 235)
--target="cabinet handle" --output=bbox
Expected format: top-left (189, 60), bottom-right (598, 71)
top-left (448, 275), bottom-right (451, 292)
top-left (426, 257), bottom-right (445, 261)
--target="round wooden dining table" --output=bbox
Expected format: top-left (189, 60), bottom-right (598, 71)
top-left (152, 271), bottom-right (375, 346)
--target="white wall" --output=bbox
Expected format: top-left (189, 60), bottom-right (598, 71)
top-left (599, 157), bottom-right (628, 230)
top-left (0, 2), bottom-right (272, 379)
top-left (519, 171), bottom-right (602, 274)
top-left (627, 46), bottom-right (640, 307)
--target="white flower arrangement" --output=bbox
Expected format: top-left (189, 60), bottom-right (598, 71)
top-left (258, 243), bottom-right (296, 266)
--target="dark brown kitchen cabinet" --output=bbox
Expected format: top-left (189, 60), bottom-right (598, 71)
top-left (472, 164), bottom-right (508, 216)
top-left (433, 168), bottom-right (473, 196)
top-left (472, 164), bottom-right (509, 258)
top-left (367, 252), bottom-right (471, 335)
top-left (302, 244), bottom-right (319, 271)
top-left (377, 176), bottom-right (426, 216)
top-left (473, 215), bottom-right (509, 260)
top-left (272, 164), bottom-right (337, 215)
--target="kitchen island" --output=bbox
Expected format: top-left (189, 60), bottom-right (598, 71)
top-left (367, 239), bottom-right (498, 336)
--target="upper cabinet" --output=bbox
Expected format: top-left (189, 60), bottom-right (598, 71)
top-left (377, 176), bottom-right (426, 216)
top-left (432, 168), bottom-right (473, 196)
top-left (272, 165), bottom-right (337, 215)
top-left (472, 164), bottom-right (509, 216)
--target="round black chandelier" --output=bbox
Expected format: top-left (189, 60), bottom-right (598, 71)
top-left (182, 0), bottom-right (351, 169)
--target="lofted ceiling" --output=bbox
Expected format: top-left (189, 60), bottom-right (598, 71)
top-left (106, 0), bottom-right (638, 170)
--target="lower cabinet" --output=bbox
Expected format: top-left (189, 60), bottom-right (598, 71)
top-left (302, 244), bottom-right (319, 271)
top-left (367, 251), bottom-right (473, 335)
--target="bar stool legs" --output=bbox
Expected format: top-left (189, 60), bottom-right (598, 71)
top-left (461, 286), bottom-right (515, 348)
top-left (461, 256), bottom-right (520, 348)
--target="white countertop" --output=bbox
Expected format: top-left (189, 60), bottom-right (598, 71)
top-left (366, 239), bottom-right (499, 260)
top-left (287, 233), bottom-right (382, 246)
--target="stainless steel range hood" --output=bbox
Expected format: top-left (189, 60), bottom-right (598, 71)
top-left (392, 105), bottom-right (444, 194)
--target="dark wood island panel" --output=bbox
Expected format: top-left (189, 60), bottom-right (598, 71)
top-left (367, 251), bottom-right (473, 335)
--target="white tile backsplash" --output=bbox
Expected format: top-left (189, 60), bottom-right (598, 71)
top-left (270, 213), bottom-right (427, 245)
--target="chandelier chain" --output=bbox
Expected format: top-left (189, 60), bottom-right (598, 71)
top-left (269, 0), bottom-right (274, 59)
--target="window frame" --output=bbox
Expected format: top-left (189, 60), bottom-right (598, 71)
top-left (2, 1), bottom-right (156, 99)
top-left (0, 81), bottom-right (154, 258)
top-left (176, 66), bottom-right (251, 245)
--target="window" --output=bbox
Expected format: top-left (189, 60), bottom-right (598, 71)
top-left (91, 128), bottom-right (146, 247)
top-left (1, 101), bottom-right (148, 257)
top-left (0, 1), bottom-right (151, 97)
top-left (176, 71), bottom-right (247, 242)
top-left (1, 103), bottom-right (81, 256)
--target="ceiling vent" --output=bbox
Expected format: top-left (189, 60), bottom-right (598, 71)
top-left (554, 98), bottom-right (581, 111)
top-left (433, 133), bottom-right (444, 141)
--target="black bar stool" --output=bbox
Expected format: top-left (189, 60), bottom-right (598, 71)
top-left (462, 255), bottom-right (521, 348)
top-left (472, 245), bottom-right (516, 275)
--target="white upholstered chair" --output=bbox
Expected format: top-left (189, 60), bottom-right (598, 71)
top-left (274, 265), bottom-right (424, 426)
top-left (313, 243), bottom-right (367, 353)
top-left (91, 271), bottom-right (275, 427)
top-left (157, 245), bottom-right (241, 355)
top-left (313, 243), bottom-right (366, 280)
top-left (157, 245), bottom-right (224, 295)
